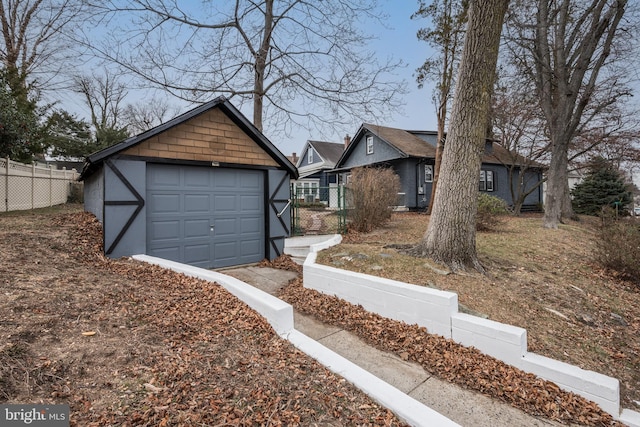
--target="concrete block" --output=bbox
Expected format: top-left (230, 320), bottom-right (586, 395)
top-left (516, 352), bottom-right (620, 416)
top-left (132, 255), bottom-right (294, 335)
top-left (303, 261), bottom-right (457, 338)
top-left (451, 313), bottom-right (527, 365)
top-left (619, 409), bottom-right (640, 427)
top-left (285, 329), bottom-right (460, 427)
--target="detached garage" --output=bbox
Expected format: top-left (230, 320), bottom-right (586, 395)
top-left (80, 96), bottom-right (297, 269)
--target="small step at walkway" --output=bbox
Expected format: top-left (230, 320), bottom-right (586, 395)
top-left (223, 266), bottom-right (562, 427)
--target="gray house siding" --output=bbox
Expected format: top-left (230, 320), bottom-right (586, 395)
top-left (342, 133), bottom-right (402, 168)
top-left (298, 146), bottom-right (319, 168)
top-left (83, 168), bottom-right (104, 223)
top-left (267, 169), bottom-right (291, 260)
top-left (104, 159), bottom-right (147, 258)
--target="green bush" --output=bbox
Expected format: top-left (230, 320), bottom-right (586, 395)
top-left (594, 218), bottom-right (640, 285)
top-left (476, 193), bottom-right (509, 231)
top-left (346, 167), bottom-right (400, 233)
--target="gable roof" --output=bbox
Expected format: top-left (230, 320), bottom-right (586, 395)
top-left (80, 96), bottom-right (297, 180)
top-left (335, 123), bottom-right (544, 169)
top-left (308, 140), bottom-right (344, 166)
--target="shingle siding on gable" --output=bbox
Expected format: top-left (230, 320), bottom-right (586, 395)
top-left (122, 108), bottom-right (278, 166)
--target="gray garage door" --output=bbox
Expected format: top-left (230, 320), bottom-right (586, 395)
top-left (146, 164), bottom-right (265, 268)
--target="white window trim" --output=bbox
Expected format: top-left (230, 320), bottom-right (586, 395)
top-left (366, 136), bottom-right (374, 155)
top-left (307, 149), bottom-right (313, 164)
top-left (425, 165), bottom-right (433, 183)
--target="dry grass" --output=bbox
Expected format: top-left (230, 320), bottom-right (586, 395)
top-left (316, 212), bottom-right (640, 410)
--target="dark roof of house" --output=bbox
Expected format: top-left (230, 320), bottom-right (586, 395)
top-left (335, 123), bottom-right (544, 169)
top-left (308, 140), bottom-right (344, 165)
top-left (79, 96), bottom-right (298, 180)
top-left (364, 124), bottom-right (438, 158)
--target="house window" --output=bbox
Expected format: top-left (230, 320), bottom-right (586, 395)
top-left (366, 136), bottom-right (374, 155)
top-left (307, 149), bottom-right (314, 164)
top-left (479, 170), bottom-right (494, 192)
top-left (425, 165), bottom-right (433, 183)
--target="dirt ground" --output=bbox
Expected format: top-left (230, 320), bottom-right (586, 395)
top-left (0, 205), bottom-right (407, 426)
top-left (314, 212), bottom-right (640, 413)
top-left (1, 205), bottom-right (636, 426)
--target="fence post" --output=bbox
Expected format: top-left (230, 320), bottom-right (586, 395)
top-left (49, 165), bottom-right (53, 207)
top-left (31, 163), bottom-right (36, 209)
top-left (4, 157), bottom-right (8, 212)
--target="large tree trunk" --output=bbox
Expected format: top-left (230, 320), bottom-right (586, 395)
top-left (415, 0), bottom-right (509, 272)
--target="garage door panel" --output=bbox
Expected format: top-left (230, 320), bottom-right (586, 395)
top-left (240, 172), bottom-right (261, 188)
top-left (184, 244), bottom-right (211, 266)
top-left (240, 217), bottom-right (261, 233)
top-left (213, 194), bottom-right (237, 212)
top-left (240, 194), bottom-right (262, 211)
top-left (184, 193), bottom-right (210, 212)
top-left (150, 220), bottom-right (180, 241)
top-left (240, 239), bottom-right (262, 257)
top-left (148, 166), bottom-right (180, 187)
top-left (213, 217), bottom-right (238, 236)
top-left (146, 165), bottom-right (264, 268)
top-left (184, 219), bottom-right (210, 238)
top-left (149, 194), bottom-right (181, 213)
top-left (152, 246), bottom-right (181, 260)
top-left (184, 168), bottom-right (211, 187)
top-left (213, 170), bottom-right (236, 188)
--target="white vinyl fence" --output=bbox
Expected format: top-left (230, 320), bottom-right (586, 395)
top-left (0, 157), bottom-right (80, 212)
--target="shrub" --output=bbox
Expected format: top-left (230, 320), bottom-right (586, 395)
top-left (476, 193), bottom-right (509, 231)
top-left (593, 218), bottom-right (640, 285)
top-left (346, 167), bottom-right (401, 233)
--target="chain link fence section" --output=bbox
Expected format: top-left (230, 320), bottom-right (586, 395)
top-left (0, 157), bottom-right (81, 212)
top-left (291, 184), bottom-right (347, 236)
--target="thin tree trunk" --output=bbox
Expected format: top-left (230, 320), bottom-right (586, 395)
top-left (253, 0), bottom-right (274, 132)
top-left (426, 113), bottom-right (445, 215)
top-left (415, 0), bottom-right (509, 272)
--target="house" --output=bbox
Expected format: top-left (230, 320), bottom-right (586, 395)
top-left (80, 96), bottom-right (298, 269)
top-left (332, 123), bottom-right (544, 210)
top-left (293, 139), bottom-right (346, 203)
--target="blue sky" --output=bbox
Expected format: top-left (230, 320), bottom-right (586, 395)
top-left (281, 1), bottom-right (438, 156)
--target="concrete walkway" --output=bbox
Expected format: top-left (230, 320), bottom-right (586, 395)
top-left (223, 265), bottom-right (563, 427)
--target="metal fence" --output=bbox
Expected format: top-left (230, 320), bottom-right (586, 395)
top-left (291, 184), bottom-right (347, 236)
top-left (0, 157), bottom-right (80, 212)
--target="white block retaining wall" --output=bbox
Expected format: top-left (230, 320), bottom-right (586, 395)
top-left (303, 249), bottom-right (639, 424)
top-left (132, 254), bottom-right (460, 427)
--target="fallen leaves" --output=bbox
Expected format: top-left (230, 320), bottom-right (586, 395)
top-left (1, 209), bottom-right (409, 426)
top-left (278, 275), bottom-right (621, 426)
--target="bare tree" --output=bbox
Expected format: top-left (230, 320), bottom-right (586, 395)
top-left (505, 0), bottom-right (631, 229)
top-left (0, 0), bottom-right (85, 96)
top-left (74, 71), bottom-right (129, 147)
top-left (412, 0), bottom-right (468, 214)
top-left (122, 97), bottom-right (180, 135)
top-left (414, 0), bottom-right (509, 273)
top-left (82, 0), bottom-right (406, 139)
top-left (491, 77), bottom-right (549, 214)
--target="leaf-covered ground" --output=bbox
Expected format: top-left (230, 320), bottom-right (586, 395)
top-left (311, 212), bottom-right (640, 415)
top-left (0, 205), bottom-right (407, 426)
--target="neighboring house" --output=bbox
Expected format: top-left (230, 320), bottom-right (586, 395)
top-left (332, 123), bottom-right (544, 210)
top-left (293, 139), bottom-right (346, 203)
top-left (80, 96), bottom-right (297, 269)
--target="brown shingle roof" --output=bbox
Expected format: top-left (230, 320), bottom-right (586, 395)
top-left (363, 124), bottom-right (437, 158)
